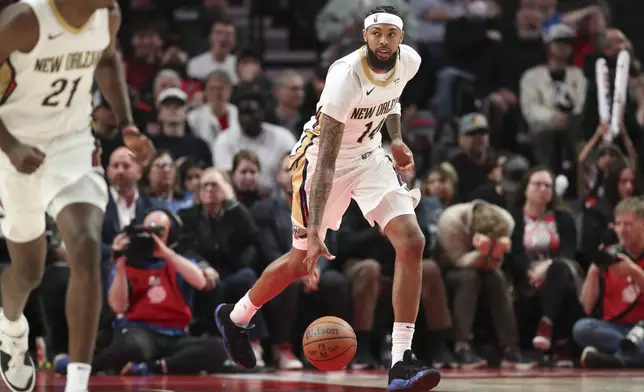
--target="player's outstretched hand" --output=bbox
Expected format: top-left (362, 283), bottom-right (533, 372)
top-left (390, 140), bottom-right (414, 172)
top-left (122, 125), bottom-right (155, 166)
top-left (7, 142), bottom-right (46, 174)
top-left (304, 235), bottom-right (335, 283)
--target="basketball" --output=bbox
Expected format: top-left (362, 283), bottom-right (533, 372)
top-left (302, 316), bottom-right (357, 371)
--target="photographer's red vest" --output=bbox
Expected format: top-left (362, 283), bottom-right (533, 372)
top-left (601, 255), bottom-right (644, 324)
top-left (125, 259), bottom-right (192, 331)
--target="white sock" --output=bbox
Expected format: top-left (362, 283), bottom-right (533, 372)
top-left (0, 313), bottom-right (27, 336)
top-left (64, 362), bottom-right (91, 392)
top-left (230, 292), bottom-right (260, 327)
top-left (391, 322), bottom-right (415, 367)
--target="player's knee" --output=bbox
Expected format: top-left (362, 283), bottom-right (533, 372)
top-left (394, 228), bottom-right (425, 261)
top-left (65, 230), bottom-right (101, 274)
top-left (12, 259), bottom-right (46, 290)
top-left (354, 259), bottom-right (381, 283)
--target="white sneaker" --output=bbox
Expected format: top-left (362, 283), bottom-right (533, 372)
top-left (274, 345), bottom-right (303, 370)
top-left (0, 315), bottom-right (35, 392)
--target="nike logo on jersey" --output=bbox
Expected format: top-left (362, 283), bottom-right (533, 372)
top-left (48, 32), bottom-right (64, 40)
top-left (366, 87), bottom-right (375, 95)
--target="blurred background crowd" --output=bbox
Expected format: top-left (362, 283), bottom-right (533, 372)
top-left (2, 0), bottom-right (644, 375)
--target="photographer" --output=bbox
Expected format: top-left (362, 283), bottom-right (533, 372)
top-left (90, 209), bottom-right (229, 375)
top-left (573, 197), bottom-right (644, 368)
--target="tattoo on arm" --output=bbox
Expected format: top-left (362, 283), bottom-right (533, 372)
top-left (385, 113), bottom-right (402, 142)
top-left (307, 114), bottom-right (344, 232)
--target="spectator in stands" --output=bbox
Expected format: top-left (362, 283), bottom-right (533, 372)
top-left (187, 17), bottom-right (239, 83)
top-left (437, 200), bottom-right (534, 369)
top-left (581, 161), bottom-right (643, 267)
top-left (177, 157), bottom-right (204, 195)
top-left (469, 154), bottom-right (508, 208)
top-left (445, 113), bottom-right (492, 202)
top-left (124, 21), bottom-right (164, 90)
top-left (301, 65), bottom-right (326, 120)
top-left (188, 71), bottom-right (240, 147)
top-left (144, 151), bottom-right (194, 213)
top-left (136, 69), bottom-right (183, 136)
top-left (213, 93), bottom-right (296, 191)
top-left (265, 70), bottom-right (307, 137)
top-left (230, 150), bottom-right (265, 208)
top-left (178, 168), bottom-right (269, 367)
top-left (578, 123), bottom-right (637, 204)
top-left (520, 24), bottom-right (587, 173)
top-left (102, 148), bottom-right (166, 262)
top-left (233, 49), bottom-right (274, 109)
top-left (419, 166), bottom-right (455, 251)
top-left (92, 209), bottom-right (228, 375)
top-left (506, 167), bottom-right (583, 366)
top-left (153, 88), bottom-right (214, 166)
top-left (574, 197), bottom-right (644, 369)
top-left (491, 3), bottom-right (547, 151)
top-left (581, 28), bottom-right (643, 159)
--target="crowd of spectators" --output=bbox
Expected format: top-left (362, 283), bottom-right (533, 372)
top-left (2, 0), bottom-right (644, 375)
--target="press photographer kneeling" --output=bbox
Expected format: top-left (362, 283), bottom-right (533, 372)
top-left (573, 197), bottom-right (644, 368)
top-left (93, 208), bottom-right (229, 375)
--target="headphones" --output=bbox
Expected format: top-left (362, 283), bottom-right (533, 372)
top-left (142, 207), bottom-right (184, 249)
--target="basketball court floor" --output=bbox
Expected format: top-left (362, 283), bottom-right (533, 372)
top-left (32, 368), bottom-right (644, 391)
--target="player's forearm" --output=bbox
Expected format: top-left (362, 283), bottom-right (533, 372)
top-left (0, 116), bottom-right (18, 152)
top-left (95, 52), bottom-right (134, 127)
top-left (308, 114), bottom-right (344, 233)
top-left (385, 113), bottom-right (402, 142)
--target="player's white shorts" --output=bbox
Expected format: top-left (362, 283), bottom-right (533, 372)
top-left (290, 146), bottom-right (420, 250)
top-left (0, 130), bottom-right (108, 243)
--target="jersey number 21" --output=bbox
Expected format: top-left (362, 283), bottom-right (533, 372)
top-left (42, 77), bottom-right (82, 108)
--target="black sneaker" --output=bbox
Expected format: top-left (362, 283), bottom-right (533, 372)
top-left (501, 346), bottom-right (538, 370)
top-left (581, 347), bottom-right (624, 369)
top-left (0, 321), bottom-right (35, 392)
top-left (454, 347), bottom-right (487, 369)
top-left (215, 304), bottom-right (256, 369)
top-left (432, 348), bottom-right (458, 369)
top-left (387, 350), bottom-right (441, 391)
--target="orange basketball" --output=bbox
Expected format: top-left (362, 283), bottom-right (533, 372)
top-left (302, 316), bottom-right (357, 371)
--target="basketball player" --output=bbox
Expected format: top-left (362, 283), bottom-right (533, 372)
top-left (216, 6), bottom-right (440, 391)
top-left (0, 1), bottom-right (153, 392)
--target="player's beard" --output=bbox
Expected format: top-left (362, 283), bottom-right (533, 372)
top-left (366, 47), bottom-right (398, 72)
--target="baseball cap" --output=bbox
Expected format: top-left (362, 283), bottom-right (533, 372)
top-left (157, 87), bottom-right (188, 107)
top-left (544, 24), bottom-right (575, 44)
top-left (459, 113), bottom-right (489, 136)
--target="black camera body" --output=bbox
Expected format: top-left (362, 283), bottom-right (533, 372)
top-left (594, 245), bottom-right (625, 270)
top-left (120, 224), bottom-right (164, 267)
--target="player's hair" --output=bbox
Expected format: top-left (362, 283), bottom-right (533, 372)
top-left (615, 197), bottom-right (644, 219)
top-left (232, 150), bottom-right (262, 173)
top-left (367, 5), bottom-right (400, 17)
top-left (470, 203), bottom-right (511, 239)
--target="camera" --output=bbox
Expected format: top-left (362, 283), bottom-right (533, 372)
top-left (594, 245), bottom-right (624, 270)
top-left (117, 224), bottom-right (164, 266)
top-left (620, 321), bottom-right (644, 354)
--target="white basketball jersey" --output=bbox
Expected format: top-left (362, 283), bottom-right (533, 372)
top-left (292, 44), bottom-right (421, 162)
top-left (0, 0), bottom-right (110, 142)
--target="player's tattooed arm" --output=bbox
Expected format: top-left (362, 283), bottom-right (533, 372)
top-left (385, 113), bottom-right (402, 142)
top-left (94, 3), bottom-right (134, 128)
top-left (307, 114), bottom-right (344, 233)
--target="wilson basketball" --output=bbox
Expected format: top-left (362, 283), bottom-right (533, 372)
top-left (302, 316), bottom-right (357, 371)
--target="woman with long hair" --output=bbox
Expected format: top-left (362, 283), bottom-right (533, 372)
top-left (230, 150), bottom-right (265, 208)
top-left (506, 167), bottom-right (584, 366)
top-left (143, 151), bottom-right (194, 212)
top-left (581, 161), bottom-right (643, 265)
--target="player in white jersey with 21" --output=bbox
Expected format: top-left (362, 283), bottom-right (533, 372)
top-left (0, 1), bottom-right (153, 392)
top-left (216, 5), bottom-right (441, 391)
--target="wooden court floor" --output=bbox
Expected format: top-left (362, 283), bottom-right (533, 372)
top-left (29, 368), bottom-right (644, 391)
